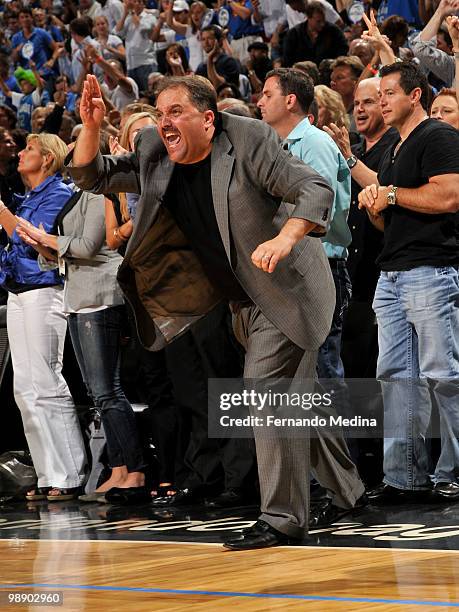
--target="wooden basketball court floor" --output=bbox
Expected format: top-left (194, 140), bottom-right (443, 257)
top-left (1, 499), bottom-right (459, 611)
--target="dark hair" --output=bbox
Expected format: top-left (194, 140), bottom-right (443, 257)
top-left (201, 25), bottom-right (223, 43)
top-left (318, 58), bottom-right (334, 87)
top-left (265, 68), bottom-right (314, 114)
top-left (158, 43), bottom-right (190, 76)
top-left (0, 126), bottom-right (11, 142)
top-left (11, 128), bottom-right (28, 152)
top-left (18, 7), bottom-right (33, 17)
top-left (292, 61), bottom-right (320, 86)
top-left (216, 81), bottom-right (241, 99)
top-left (155, 75), bottom-right (218, 117)
top-left (308, 98), bottom-right (318, 126)
top-left (0, 104), bottom-right (17, 129)
top-left (305, 1), bottom-right (325, 18)
top-left (438, 27), bottom-right (453, 49)
top-left (69, 17), bottom-right (91, 38)
top-left (380, 15), bottom-right (409, 46)
top-left (331, 56), bottom-right (364, 80)
top-left (379, 61), bottom-right (431, 111)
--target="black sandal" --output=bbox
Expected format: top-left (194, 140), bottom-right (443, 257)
top-left (46, 487), bottom-right (81, 501)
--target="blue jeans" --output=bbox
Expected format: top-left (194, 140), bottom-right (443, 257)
top-left (317, 259), bottom-right (352, 379)
top-left (68, 306), bottom-right (146, 473)
top-left (373, 266), bottom-right (459, 490)
top-left (127, 64), bottom-right (155, 92)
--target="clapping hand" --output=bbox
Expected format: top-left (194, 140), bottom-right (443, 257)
top-left (15, 218), bottom-right (47, 247)
top-left (358, 184), bottom-right (391, 214)
top-left (109, 135), bottom-right (128, 156)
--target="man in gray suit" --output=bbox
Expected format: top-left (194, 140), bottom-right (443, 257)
top-left (68, 74), bottom-right (365, 549)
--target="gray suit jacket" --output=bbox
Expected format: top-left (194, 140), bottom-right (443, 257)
top-left (67, 113), bottom-right (336, 351)
top-left (39, 191), bottom-right (124, 313)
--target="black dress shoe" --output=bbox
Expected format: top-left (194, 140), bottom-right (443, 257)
top-left (308, 494), bottom-right (369, 529)
top-left (223, 520), bottom-right (298, 550)
top-left (367, 482), bottom-right (431, 503)
top-left (206, 488), bottom-right (247, 508)
top-left (151, 488), bottom-right (199, 507)
top-left (104, 487), bottom-right (150, 505)
top-left (433, 482), bottom-right (459, 499)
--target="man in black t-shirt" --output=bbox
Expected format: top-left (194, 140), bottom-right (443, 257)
top-left (358, 62), bottom-right (459, 501)
top-left (325, 78), bottom-right (399, 379)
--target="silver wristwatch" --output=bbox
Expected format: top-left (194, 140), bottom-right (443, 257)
top-left (346, 154), bottom-right (358, 169)
top-left (387, 186), bottom-right (398, 206)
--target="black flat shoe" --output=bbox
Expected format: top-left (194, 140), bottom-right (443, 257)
top-left (223, 520), bottom-right (299, 550)
top-left (309, 494), bottom-right (369, 529)
top-left (104, 486), bottom-right (150, 505)
top-left (206, 488), bottom-right (248, 508)
top-left (367, 482), bottom-right (431, 503)
top-left (151, 488), bottom-right (199, 507)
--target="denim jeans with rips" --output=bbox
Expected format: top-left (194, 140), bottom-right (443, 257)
top-left (373, 266), bottom-right (459, 490)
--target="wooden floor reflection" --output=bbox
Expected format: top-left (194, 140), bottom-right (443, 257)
top-left (1, 539), bottom-right (459, 611)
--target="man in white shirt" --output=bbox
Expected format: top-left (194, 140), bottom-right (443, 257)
top-left (100, 0), bottom-right (125, 31)
top-left (99, 59), bottom-right (139, 109)
top-left (286, 0), bottom-right (344, 29)
top-left (78, 0), bottom-right (103, 21)
top-left (69, 18), bottom-right (101, 84)
top-left (115, 0), bottom-right (157, 91)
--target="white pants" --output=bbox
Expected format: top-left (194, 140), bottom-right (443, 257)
top-left (230, 35), bottom-right (263, 65)
top-left (7, 287), bottom-right (86, 488)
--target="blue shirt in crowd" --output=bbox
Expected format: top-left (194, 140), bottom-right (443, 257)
top-left (227, 0), bottom-right (263, 39)
top-left (11, 88), bottom-right (51, 132)
top-left (285, 117), bottom-right (352, 259)
top-left (1, 174), bottom-right (72, 289)
top-left (11, 27), bottom-right (54, 75)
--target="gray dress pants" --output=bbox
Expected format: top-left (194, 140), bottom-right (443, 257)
top-left (232, 303), bottom-right (364, 539)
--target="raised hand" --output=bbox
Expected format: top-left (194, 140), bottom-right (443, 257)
top-left (446, 15), bottom-right (459, 50)
top-left (80, 74), bottom-right (106, 131)
top-left (323, 123), bottom-right (352, 159)
top-left (361, 9), bottom-right (395, 64)
top-left (109, 135), bottom-right (128, 156)
top-left (167, 52), bottom-right (182, 67)
top-left (438, 0), bottom-right (459, 18)
top-left (361, 10), bottom-right (385, 48)
top-left (53, 89), bottom-right (66, 106)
